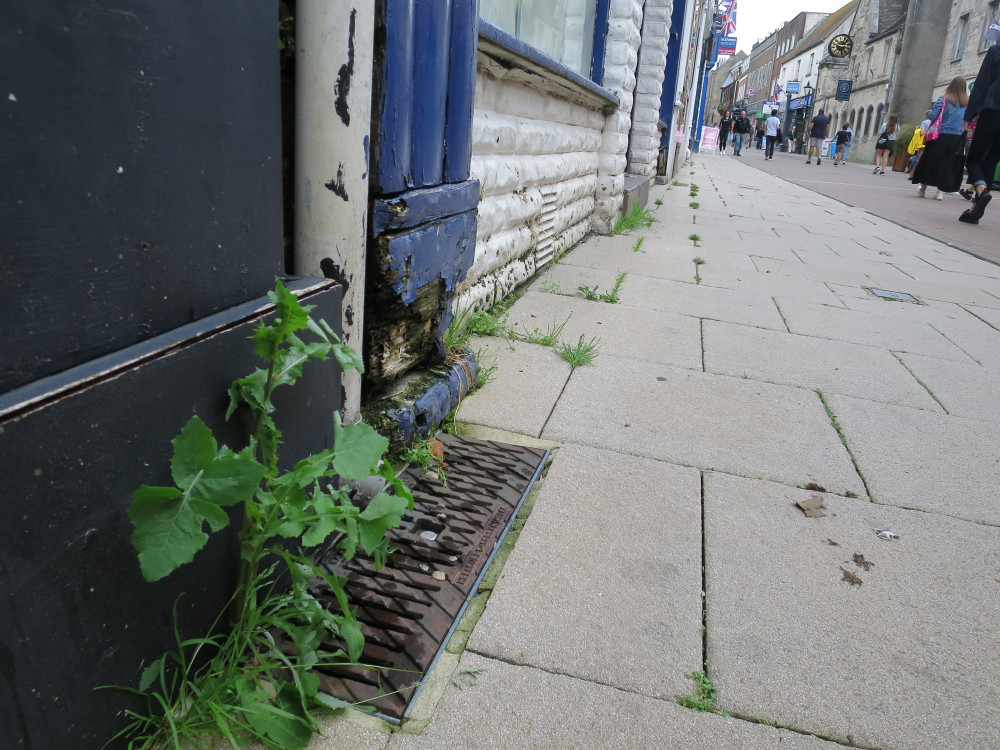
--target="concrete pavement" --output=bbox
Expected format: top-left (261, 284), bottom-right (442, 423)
top-left (313, 153), bottom-right (1000, 749)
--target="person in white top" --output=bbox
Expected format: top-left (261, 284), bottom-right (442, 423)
top-left (764, 112), bottom-right (782, 160)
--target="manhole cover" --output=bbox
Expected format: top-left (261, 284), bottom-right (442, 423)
top-left (866, 287), bottom-right (920, 303)
top-left (311, 433), bottom-right (548, 721)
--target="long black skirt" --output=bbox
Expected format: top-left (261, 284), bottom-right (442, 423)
top-left (910, 133), bottom-right (965, 192)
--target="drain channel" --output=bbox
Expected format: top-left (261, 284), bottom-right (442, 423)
top-left (313, 433), bottom-right (548, 721)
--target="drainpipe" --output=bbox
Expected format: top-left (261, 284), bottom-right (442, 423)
top-left (667, 0), bottom-right (697, 176)
top-left (295, 1), bottom-right (374, 424)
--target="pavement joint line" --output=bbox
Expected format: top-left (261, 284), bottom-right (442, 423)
top-left (926, 322), bottom-right (982, 365)
top-left (699, 318), bottom-right (706, 372)
top-left (722, 710), bottom-right (879, 750)
top-left (698, 470), bottom-right (708, 673)
top-left (890, 351), bottom-right (949, 414)
top-left (815, 389), bottom-right (874, 503)
top-left (959, 303), bottom-right (1000, 334)
top-left (772, 297), bottom-right (791, 334)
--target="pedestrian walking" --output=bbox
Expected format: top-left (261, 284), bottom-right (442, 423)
top-left (755, 124), bottom-right (765, 149)
top-left (906, 112), bottom-right (932, 173)
top-left (873, 113), bottom-right (900, 174)
top-left (833, 125), bottom-right (850, 166)
top-left (732, 110), bottom-right (752, 156)
top-left (912, 77), bottom-right (969, 200)
top-left (764, 111), bottom-right (782, 160)
top-left (805, 108), bottom-right (831, 165)
top-left (959, 25), bottom-right (1000, 224)
top-left (719, 110), bottom-right (733, 154)
top-left (842, 124), bottom-right (853, 162)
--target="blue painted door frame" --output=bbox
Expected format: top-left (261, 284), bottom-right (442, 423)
top-left (367, 0), bottom-right (480, 386)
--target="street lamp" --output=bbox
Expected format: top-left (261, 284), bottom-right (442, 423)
top-left (802, 82), bottom-right (814, 155)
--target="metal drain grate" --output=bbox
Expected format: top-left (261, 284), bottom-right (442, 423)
top-left (312, 433), bottom-right (548, 721)
top-left (866, 287), bottom-right (920, 303)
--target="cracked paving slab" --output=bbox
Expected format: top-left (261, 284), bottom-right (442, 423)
top-left (704, 471), bottom-right (1000, 750)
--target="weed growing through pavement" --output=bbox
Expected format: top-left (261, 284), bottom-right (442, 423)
top-left (555, 335), bottom-right (601, 369)
top-left (672, 179), bottom-right (682, 186)
top-left (514, 315), bottom-right (571, 347)
top-left (611, 203), bottom-right (657, 235)
top-left (689, 201), bottom-right (699, 209)
top-left (680, 671), bottom-right (717, 712)
top-left (693, 256), bottom-right (705, 284)
top-left (401, 437), bottom-right (449, 485)
top-left (689, 183), bottom-right (700, 198)
top-left (655, 198), bottom-right (664, 206)
top-left (689, 234), bottom-right (701, 247)
top-left (105, 281), bottom-right (413, 750)
top-left (579, 271), bottom-right (627, 304)
top-left (540, 280), bottom-right (574, 297)
top-left (452, 667), bottom-right (487, 690)
top-left (632, 237), bottom-right (645, 253)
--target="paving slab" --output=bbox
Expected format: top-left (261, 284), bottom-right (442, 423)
top-left (924, 309), bottom-right (1000, 371)
top-left (774, 297), bottom-right (973, 361)
top-left (702, 263), bottom-right (845, 305)
top-left (827, 393), bottom-right (1000, 524)
top-left (616, 272), bottom-right (788, 330)
top-left (702, 320), bottom-right (941, 410)
top-left (455, 336), bottom-right (570, 438)
top-left (541, 355), bottom-right (866, 495)
top-left (506, 290), bottom-right (702, 370)
top-left (897, 352), bottom-right (1000, 419)
top-left (753, 254), bottom-right (915, 289)
top-left (467, 444), bottom-right (702, 699)
top-left (704, 471), bottom-right (1000, 750)
top-left (557, 233), bottom-right (758, 284)
top-left (388, 653), bottom-right (845, 750)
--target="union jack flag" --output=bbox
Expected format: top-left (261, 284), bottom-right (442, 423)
top-left (773, 81), bottom-right (783, 99)
top-left (718, 0), bottom-right (737, 36)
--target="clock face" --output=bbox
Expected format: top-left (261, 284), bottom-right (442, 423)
top-left (829, 34), bottom-right (853, 58)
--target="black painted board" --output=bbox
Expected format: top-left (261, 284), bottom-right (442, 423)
top-left (0, 281), bottom-right (343, 750)
top-left (0, 1), bottom-right (284, 394)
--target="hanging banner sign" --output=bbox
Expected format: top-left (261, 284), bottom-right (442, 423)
top-left (785, 81), bottom-right (801, 94)
top-left (718, 36), bottom-right (737, 55)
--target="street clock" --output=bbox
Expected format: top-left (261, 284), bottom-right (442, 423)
top-left (828, 34), bottom-right (854, 58)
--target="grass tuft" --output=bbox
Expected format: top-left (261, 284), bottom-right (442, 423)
top-left (611, 202), bottom-right (657, 236)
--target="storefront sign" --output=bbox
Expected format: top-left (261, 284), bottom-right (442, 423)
top-left (718, 36), bottom-right (737, 55)
top-left (700, 126), bottom-right (719, 150)
top-left (789, 94), bottom-right (813, 110)
top-left (786, 81), bottom-right (801, 94)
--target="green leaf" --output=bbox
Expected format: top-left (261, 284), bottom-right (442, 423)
top-left (273, 450), bottom-right (333, 489)
top-left (138, 657), bottom-right (162, 692)
top-left (378, 461), bottom-right (415, 510)
top-left (332, 343), bottom-right (365, 374)
top-left (129, 485), bottom-right (209, 582)
top-left (332, 412), bottom-right (389, 481)
top-left (301, 491), bottom-right (343, 547)
top-left (129, 429), bottom-right (265, 581)
top-left (169, 417), bottom-right (216, 489)
top-left (357, 492), bottom-right (407, 554)
top-left (314, 693), bottom-right (354, 711)
top-left (339, 615), bottom-right (364, 662)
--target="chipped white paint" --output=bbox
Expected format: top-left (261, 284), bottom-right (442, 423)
top-left (294, 0), bottom-right (374, 423)
top-left (466, 52), bottom-right (606, 308)
top-left (628, 0), bottom-right (671, 176)
top-left (595, 0), bottom-right (643, 232)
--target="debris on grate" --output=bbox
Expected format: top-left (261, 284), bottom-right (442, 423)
top-left (866, 288), bottom-right (920, 303)
top-left (311, 433), bottom-right (548, 721)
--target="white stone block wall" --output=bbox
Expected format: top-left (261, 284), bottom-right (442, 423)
top-left (627, 0), bottom-right (672, 176)
top-left (594, 0), bottom-right (643, 233)
top-left (458, 60), bottom-right (605, 313)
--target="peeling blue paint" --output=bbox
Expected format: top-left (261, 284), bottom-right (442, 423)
top-left (362, 135), bottom-right (370, 179)
top-left (382, 209), bottom-right (476, 306)
top-left (372, 180), bottom-right (478, 233)
top-left (386, 350), bottom-right (478, 442)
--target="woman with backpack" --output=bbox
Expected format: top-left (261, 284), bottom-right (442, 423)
top-left (911, 77), bottom-right (969, 200)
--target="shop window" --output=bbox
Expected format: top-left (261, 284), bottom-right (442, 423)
top-left (481, 0), bottom-right (599, 78)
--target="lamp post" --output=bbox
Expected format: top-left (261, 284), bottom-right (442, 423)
top-left (803, 82), bottom-right (814, 155)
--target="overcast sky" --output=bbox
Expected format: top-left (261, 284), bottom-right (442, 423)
top-left (733, 0), bottom-right (855, 54)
